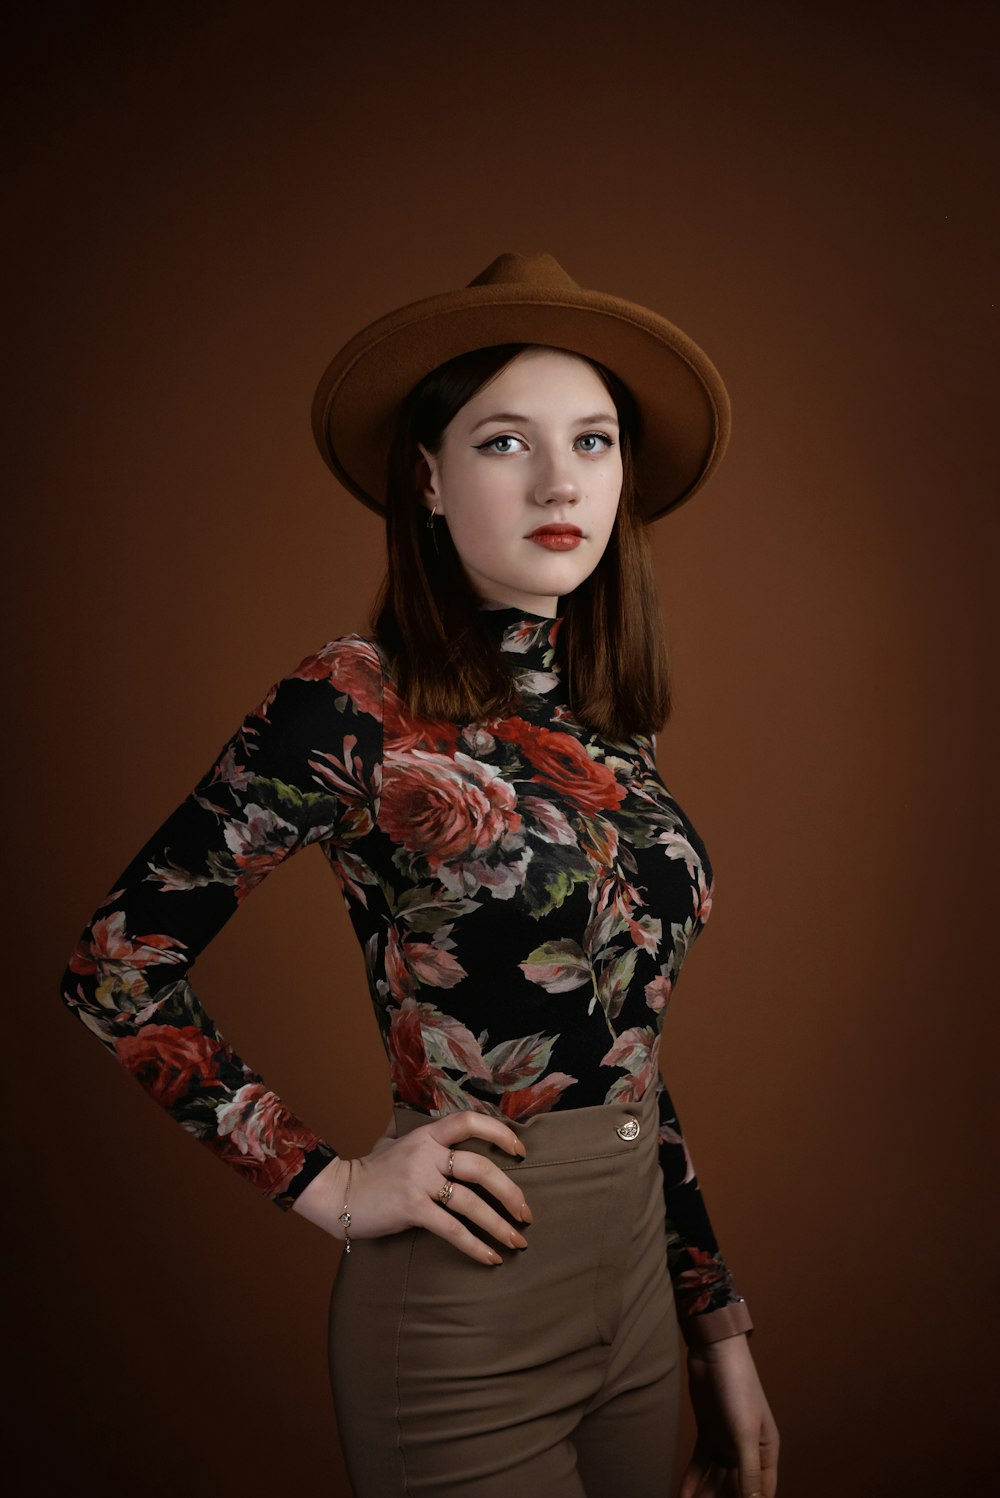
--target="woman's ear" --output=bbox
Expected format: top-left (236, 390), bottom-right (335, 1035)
top-left (415, 442), bottom-right (439, 509)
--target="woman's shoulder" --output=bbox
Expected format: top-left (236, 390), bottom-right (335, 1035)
top-left (289, 631), bottom-right (384, 675)
top-left (277, 632), bottom-right (386, 718)
top-left (241, 634), bottom-right (385, 735)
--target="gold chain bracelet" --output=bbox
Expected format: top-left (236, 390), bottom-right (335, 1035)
top-left (338, 1159), bottom-right (353, 1254)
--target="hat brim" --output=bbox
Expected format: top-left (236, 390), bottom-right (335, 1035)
top-left (311, 282), bottom-right (731, 523)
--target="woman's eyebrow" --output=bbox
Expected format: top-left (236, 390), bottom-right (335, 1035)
top-left (469, 410), bottom-right (620, 432)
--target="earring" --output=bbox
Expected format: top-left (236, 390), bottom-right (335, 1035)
top-left (426, 504), bottom-right (438, 529)
top-left (426, 503), bottom-right (440, 555)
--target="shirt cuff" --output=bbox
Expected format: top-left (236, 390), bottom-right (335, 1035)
top-left (269, 1138), bottom-right (339, 1210)
top-left (680, 1297), bottom-right (754, 1347)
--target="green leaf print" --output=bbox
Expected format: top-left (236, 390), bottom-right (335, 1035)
top-left (251, 776), bottom-right (340, 833)
top-left (520, 853), bottom-right (591, 919)
top-left (393, 885), bottom-right (480, 933)
top-left (481, 1032), bottom-right (558, 1091)
top-left (667, 916), bottom-right (697, 975)
top-left (519, 939), bottom-right (593, 993)
top-left (597, 946), bottom-right (639, 1024)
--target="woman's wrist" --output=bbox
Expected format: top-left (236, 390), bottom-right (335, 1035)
top-left (290, 1154), bottom-right (353, 1237)
top-left (687, 1330), bottom-right (752, 1365)
top-left (681, 1296), bottom-right (754, 1349)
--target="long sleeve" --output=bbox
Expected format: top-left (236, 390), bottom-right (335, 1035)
top-left (59, 635), bottom-right (384, 1211)
top-left (655, 1074), bottom-right (754, 1345)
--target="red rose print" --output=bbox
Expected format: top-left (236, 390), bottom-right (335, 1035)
top-left (327, 643), bottom-right (384, 717)
top-left (291, 639), bottom-right (383, 717)
top-left (383, 680), bottom-right (460, 755)
top-left (675, 1246), bottom-right (726, 1317)
top-left (115, 1024), bottom-right (228, 1108)
top-left (212, 1083), bottom-right (324, 1198)
top-left (492, 717), bottom-right (625, 813)
top-left (380, 750), bottom-right (522, 864)
top-left (388, 1000), bottom-right (439, 1109)
top-left (388, 998), bottom-right (491, 1110)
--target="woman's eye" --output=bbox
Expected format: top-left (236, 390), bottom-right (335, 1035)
top-left (477, 432), bottom-right (615, 455)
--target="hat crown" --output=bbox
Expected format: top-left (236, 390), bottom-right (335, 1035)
top-left (466, 251), bottom-right (581, 293)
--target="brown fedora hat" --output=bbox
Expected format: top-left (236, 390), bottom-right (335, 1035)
top-left (310, 251), bottom-right (731, 523)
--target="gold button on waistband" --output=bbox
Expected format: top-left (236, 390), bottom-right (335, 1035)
top-left (616, 1119), bottom-right (640, 1141)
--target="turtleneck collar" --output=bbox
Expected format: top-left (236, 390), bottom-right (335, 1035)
top-left (477, 597), bottom-right (565, 682)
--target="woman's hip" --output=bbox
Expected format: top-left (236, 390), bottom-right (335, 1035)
top-left (329, 1081), bottom-right (671, 1368)
top-left (327, 1084), bottom-right (676, 1494)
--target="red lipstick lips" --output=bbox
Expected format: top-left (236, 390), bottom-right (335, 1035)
top-left (526, 524), bottom-right (584, 552)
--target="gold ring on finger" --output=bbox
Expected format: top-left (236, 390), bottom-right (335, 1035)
top-left (437, 1178), bottom-right (455, 1206)
top-left (445, 1150), bottom-right (456, 1178)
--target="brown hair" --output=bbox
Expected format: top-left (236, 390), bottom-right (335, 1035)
top-left (370, 343), bottom-right (672, 739)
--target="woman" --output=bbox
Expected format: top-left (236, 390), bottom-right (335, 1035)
top-left (60, 251), bottom-right (779, 1497)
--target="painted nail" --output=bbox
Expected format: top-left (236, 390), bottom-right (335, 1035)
top-left (519, 1203), bottom-right (533, 1224)
top-left (510, 1230), bottom-right (528, 1249)
top-left (487, 1249), bottom-right (503, 1264)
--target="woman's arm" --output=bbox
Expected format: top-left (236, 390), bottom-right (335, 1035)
top-left (654, 1073), bottom-right (754, 1344)
top-left (656, 1076), bottom-right (780, 1495)
top-left (58, 635), bottom-right (384, 1210)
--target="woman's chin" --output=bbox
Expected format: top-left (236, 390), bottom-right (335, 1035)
top-left (472, 556), bottom-right (595, 604)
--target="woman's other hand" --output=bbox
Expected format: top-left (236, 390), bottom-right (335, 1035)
top-left (679, 1332), bottom-right (780, 1498)
top-left (291, 1112), bottom-right (533, 1265)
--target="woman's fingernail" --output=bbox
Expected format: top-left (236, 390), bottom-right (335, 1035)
top-left (519, 1203), bottom-right (533, 1223)
top-left (515, 1142), bottom-right (527, 1158)
top-left (487, 1249), bottom-right (502, 1264)
top-left (510, 1230), bottom-right (528, 1249)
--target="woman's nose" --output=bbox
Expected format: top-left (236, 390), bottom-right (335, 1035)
top-left (531, 454), bottom-right (581, 506)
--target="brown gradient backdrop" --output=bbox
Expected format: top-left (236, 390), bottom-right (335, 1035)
top-left (5, 2), bottom-right (996, 1494)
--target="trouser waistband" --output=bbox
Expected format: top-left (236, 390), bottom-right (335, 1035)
top-left (392, 1075), bottom-right (659, 1170)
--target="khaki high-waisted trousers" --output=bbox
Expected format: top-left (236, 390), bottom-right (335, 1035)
top-left (327, 1079), bottom-right (680, 1497)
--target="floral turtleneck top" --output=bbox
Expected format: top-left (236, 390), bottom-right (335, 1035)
top-left (60, 601), bottom-right (751, 1344)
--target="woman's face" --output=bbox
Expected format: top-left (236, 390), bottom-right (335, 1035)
top-left (417, 347), bottom-right (624, 617)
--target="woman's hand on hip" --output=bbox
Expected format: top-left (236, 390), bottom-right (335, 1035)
top-left (291, 1112), bottom-right (533, 1265)
top-left (679, 1332), bottom-right (780, 1498)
